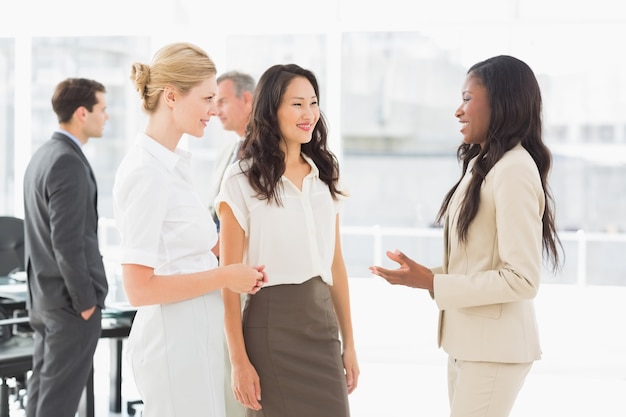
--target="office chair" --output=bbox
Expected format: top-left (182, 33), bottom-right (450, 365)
top-left (0, 216), bottom-right (28, 337)
top-left (0, 216), bottom-right (28, 414)
top-left (0, 216), bottom-right (25, 276)
top-left (0, 216), bottom-right (26, 339)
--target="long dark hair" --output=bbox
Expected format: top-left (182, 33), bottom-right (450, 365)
top-left (239, 64), bottom-right (344, 204)
top-left (436, 55), bottom-right (562, 271)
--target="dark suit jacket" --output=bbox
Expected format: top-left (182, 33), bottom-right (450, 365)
top-left (23, 131), bottom-right (108, 312)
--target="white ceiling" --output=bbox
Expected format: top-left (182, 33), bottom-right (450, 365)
top-left (3, 0), bottom-right (626, 37)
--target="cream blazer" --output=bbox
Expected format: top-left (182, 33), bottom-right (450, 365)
top-left (432, 144), bottom-right (544, 363)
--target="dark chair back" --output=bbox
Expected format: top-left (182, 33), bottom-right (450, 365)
top-left (0, 217), bottom-right (25, 276)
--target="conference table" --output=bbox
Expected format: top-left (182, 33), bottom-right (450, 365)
top-left (0, 275), bottom-right (136, 417)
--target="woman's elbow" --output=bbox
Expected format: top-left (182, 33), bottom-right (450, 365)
top-left (519, 276), bottom-right (540, 299)
top-left (121, 264), bottom-right (155, 306)
top-left (122, 278), bottom-right (154, 306)
top-left (122, 284), bottom-right (147, 306)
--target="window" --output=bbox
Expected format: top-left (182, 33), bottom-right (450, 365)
top-left (0, 39), bottom-right (14, 214)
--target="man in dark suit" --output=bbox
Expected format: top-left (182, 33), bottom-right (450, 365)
top-left (23, 78), bottom-right (110, 417)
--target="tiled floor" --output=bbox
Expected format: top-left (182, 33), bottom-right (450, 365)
top-left (8, 280), bottom-right (626, 416)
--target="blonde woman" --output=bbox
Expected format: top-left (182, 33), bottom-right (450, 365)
top-left (113, 42), bottom-right (266, 417)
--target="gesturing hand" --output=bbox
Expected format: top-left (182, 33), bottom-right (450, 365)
top-left (369, 249), bottom-right (434, 291)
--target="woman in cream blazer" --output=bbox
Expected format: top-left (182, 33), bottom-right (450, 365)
top-left (370, 55), bottom-right (561, 417)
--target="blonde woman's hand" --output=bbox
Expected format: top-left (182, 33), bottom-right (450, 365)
top-left (225, 264), bottom-right (267, 294)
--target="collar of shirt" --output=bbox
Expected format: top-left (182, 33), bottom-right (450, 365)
top-left (56, 128), bottom-right (83, 149)
top-left (240, 153), bottom-right (321, 179)
top-left (136, 132), bottom-right (190, 173)
top-left (296, 153), bottom-right (320, 178)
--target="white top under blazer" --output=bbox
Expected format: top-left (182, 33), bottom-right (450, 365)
top-left (215, 154), bottom-right (344, 287)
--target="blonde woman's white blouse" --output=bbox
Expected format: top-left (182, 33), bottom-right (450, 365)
top-left (215, 155), bottom-right (344, 287)
top-left (113, 132), bottom-right (218, 274)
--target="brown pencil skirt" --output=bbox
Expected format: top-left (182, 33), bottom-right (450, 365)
top-left (242, 276), bottom-right (350, 417)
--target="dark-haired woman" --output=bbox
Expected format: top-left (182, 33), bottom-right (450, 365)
top-left (216, 64), bottom-right (359, 417)
top-left (370, 55), bottom-right (561, 417)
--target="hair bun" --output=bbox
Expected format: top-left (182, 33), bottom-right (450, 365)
top-left (130, 62), bottom-right (150, 98)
